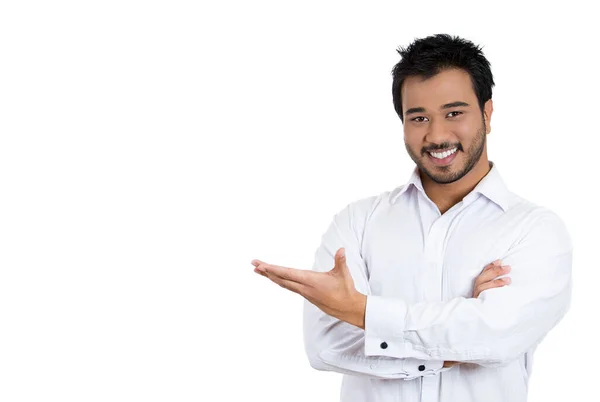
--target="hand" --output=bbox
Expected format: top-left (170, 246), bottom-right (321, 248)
top-left (252, 247), bottom-right (366, 328)
top-left (444, 259), bottom-right (512, 368)
top-left (472, 259), bottom-right (512, 299)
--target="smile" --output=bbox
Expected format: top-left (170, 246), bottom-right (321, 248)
top-left (427, 147), bottom-right (458, 165)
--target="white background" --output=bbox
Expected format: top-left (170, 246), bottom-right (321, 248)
top-left (0, 1), bottom-right (597, 401)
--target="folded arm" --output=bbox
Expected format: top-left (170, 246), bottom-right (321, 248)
top-left (364, 210), bottom-right (573, 368)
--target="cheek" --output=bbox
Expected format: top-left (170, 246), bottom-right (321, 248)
top-left (453, 125), bottom-right (478, 146)
top-left (403, 139), bottom-right (421, 157)
top-left (404, 130), bottom-right (424, 146)
top-left (456, 118), bottom-right (483, 135)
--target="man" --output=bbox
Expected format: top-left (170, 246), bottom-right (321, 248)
top-left (251, 33), bottom-right (572, 402)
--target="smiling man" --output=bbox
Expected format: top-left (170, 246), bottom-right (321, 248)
top-left (252, 33), bottom-right (573, 402)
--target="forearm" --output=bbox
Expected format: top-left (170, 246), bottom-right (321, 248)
top-left (363, 256), bottom-right (571, 367)
top-left (304, 298), bottom-right (450, 379)
top-left (344, 293), bottom-right (367, 330)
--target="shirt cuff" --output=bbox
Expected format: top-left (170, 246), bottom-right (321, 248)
top-left (364, 295), bottom-right (446, 377)
top-left (364, 295), bottom-right (407, 354)
top-left (366, 356), bottom-right (446, 380)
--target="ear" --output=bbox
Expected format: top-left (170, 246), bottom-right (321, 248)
top-left (483, 99), bottom-right (493, 135)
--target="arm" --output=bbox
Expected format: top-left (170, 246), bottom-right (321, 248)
top-left (303, 198), bottom-right (450, 380)
top-left (364, 209), bottom-right (573, 368)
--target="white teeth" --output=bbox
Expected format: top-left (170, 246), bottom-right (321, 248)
top-left (429, 148), bottom-right (457, 159)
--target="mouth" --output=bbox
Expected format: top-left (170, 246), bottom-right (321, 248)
top-left (426, 147), bottom-right (458, 166)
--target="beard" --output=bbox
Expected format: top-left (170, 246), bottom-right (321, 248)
top-left (405, 119), bottom-right (487, 185)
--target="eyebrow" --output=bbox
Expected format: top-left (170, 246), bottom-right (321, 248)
top-left (405, 101), bottom-right (470, 116)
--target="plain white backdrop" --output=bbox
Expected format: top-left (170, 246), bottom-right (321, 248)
top-left (0, 1), bottom-right (597, 401)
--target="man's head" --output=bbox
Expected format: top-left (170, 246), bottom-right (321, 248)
top-left (391, 34), bottom-right (495, 184)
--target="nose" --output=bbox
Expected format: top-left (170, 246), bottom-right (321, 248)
top-left (425, 117), bottom-right (453, 148)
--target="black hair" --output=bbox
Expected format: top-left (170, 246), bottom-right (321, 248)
top-left (391, 33), bottom-right (495, 123)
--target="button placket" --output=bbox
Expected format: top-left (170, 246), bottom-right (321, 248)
top-left (423, 217), bottom-right (447, 303)
top-left (425, 219), bottom-right (445, 264)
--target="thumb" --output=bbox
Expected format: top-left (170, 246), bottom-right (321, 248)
top-left (333, 247), bottom-right (346, 271)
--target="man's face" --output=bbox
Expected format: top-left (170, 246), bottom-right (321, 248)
top-left (401, 68), bottom-right (492, 184)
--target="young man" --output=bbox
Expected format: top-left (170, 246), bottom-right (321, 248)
top-left (252, 33), bottom-right (572, 402)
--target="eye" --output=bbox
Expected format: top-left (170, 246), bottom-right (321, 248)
top-left (410, 111), bottom-right (462, 123)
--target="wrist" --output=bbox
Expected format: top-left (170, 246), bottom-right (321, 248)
top-left (346, 293), bottom-right (367, 329)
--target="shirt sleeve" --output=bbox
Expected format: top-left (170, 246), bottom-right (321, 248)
top-left (364, 209), bottom-right (573, 368)
top-left (303, 198), bottom-right (450, 379)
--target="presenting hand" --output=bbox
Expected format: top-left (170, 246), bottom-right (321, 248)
top-left (252, 247), bottom-right (366, 328)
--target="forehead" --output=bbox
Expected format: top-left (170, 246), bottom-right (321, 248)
top-left (401, 68), bottom-right (477, 110)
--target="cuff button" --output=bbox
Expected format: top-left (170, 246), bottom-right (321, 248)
top-left (380, 342), bottom-right (388, 349)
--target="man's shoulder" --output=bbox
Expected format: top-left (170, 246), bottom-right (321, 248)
top-left (505, 192), bottom-right (567, 223)
top-left (503, 192), bottom-right (572, 252)
top-left (328, 191), bottom-right (392, 235)
top-left (341, 190), bottom-right (393, 219)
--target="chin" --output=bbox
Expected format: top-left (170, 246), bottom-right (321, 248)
top-left (422, 164), bottom-right (466, 184)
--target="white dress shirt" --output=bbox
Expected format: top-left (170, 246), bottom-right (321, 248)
top-left (303, 161), bottom-right (573, 402)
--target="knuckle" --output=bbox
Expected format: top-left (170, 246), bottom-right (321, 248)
top-left (487, 260), bottom-right (501, 269)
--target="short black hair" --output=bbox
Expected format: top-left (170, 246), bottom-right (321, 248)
top-left (391, 33), bottom-right (495, 123)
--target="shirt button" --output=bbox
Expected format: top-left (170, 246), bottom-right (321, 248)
top-left (418, 365), bottom-right (426, 371)
top-left (380, 342), bottom-right (388, 349)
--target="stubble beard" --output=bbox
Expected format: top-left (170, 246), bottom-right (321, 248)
top-left (405, 119), bottom-right (487, 185)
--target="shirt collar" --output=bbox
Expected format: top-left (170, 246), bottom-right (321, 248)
top-left (390, 161), bottom-right (510, 212)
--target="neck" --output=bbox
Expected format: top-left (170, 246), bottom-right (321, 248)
top-left (420, 158), bottom-right (492, 215)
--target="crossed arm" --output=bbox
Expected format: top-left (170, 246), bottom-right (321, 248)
top-left (252, 204), bottom-right (573, 380)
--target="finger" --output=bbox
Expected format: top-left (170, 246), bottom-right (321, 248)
top-left (333, 247), bottom-right (346, 270)
top-left (251, 259), bottom-right (307, 282)
top-left (252, 260), bottom-right (268, 276)
top-left (479, 277), bottom-right (511, 292)
top-left (254, 267), bottom-right (268, 277)
top-left (261, 263), bottom-right (314, 285)
top-left (474, 263), bottom-right (511, 288)
top-left (331, 248), bottom-right (348, 276)
top-left (264, 271), bottom-right (308, 296)
top-left (474, 277), bottom-right (511, 298)
top-left (473, 260), bottom-right (499, 287)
